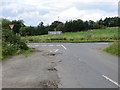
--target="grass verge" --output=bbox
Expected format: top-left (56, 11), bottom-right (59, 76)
top-left (22, 48), bottom-right (35, 57)
top-left (2, 48), bottom-right (35, 60)
top-left (104, 42), bottom-right (120, 57)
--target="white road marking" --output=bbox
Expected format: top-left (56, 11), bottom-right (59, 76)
top-left (49, 45), bottom-right (54, 46)
top-left (49, 50), bottom-right (53, 52)
top-left (61, 45), bottom-right (67, 50)
top-left (41, 45), bottom-right (47, 46)
top-left (55, 49), bottom-right (59, 52)
top-left (102, 75), bottom-right (120, 87)
top-left (49, 49), bottom-right (59, 52)
top-left (28, 44), bottom-right (67, 50)
top-left (56, 45), bottom-right (61, 46)
top-left (35, 45), bottom-right (39, 47)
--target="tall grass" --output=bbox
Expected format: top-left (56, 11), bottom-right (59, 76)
top-left (104, 42), bottom-right (120, 57)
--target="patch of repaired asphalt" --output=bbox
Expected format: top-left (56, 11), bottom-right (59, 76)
top-left (2, 47), bottom-right (62, 88)
top-left (39, 80), bottom-right (60, 88)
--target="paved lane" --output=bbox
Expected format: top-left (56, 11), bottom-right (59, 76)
top-left (56, 43), bottom-right (118, 88)
top-left (2, 43), bottom-right (118, 88)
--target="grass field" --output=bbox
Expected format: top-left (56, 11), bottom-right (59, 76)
top-left (22, 27), bottom-right (119, 43)
top-left (104, 42), bottom-right (120, 57)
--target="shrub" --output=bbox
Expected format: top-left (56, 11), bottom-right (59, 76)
top-left (2, 29), bottom-right (29, 59)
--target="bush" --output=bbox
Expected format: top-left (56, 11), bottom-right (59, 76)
top-left (19, 42), bottom-right (29, 50)
top-left (2, 29), bottom-right (29, 59)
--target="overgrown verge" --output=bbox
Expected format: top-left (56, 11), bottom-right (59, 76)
top-left (2, 29), bottom-right (35, 60)
top-left (104, 42), bottom-right (120, 57)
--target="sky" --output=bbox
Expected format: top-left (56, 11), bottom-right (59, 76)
top-left (0, 0), bottom-right (119, 26)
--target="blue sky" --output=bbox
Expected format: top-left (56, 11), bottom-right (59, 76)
top-left (1, 0), bottom-right (118, 26)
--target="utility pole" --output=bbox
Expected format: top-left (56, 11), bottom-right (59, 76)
top-left (58, 16), bottom-right (59, 21)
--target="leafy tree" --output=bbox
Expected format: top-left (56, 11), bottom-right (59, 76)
top-left (2, 18), bottom-right (11, 29)
top-left (50, 21), bottom-right (63, 30)
top-left (20, 26), bottom-right (35, 36)
top-left (84, 21), bottom-right (89, 30)
top-left (63, 19), bottom-right (84, 32)
top-left (56, 23), bottom-right (64, 32)
top-left (98, 18), bottom-right (104, 25)
top-left (117, 17), bottom-right (120, 26)
top-left (103, 17), bottom-right (119, 27)
top-left (36, 22), bottom-right (45, 35)
top-left (11, 20), bottom-right (25, 33)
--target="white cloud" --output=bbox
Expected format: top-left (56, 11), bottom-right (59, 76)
top-left (82, 10), bottom-right (117, 21)
top-left (1, 0), bottom-right (118, 26)
top-left (58, 7), bottom-right (85, 21)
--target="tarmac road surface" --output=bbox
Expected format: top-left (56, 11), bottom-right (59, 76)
top-left (2, 43), bottom-right (119, 88)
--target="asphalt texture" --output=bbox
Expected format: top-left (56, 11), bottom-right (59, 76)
top-left (2, 43), bottom-right (118, 88)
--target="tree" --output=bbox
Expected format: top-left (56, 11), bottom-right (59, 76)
top-left (20, 26), bottom-right (35, 36)
top-left (88, 20), bottom-right (95, 29)
top-left (98, 18), bottom-right (104, 25)
top-left (38, 22), bottom-right (44, 27)
top-left (2, 18), bottom-right (11, 29)
top-left (103, 17), bottom-right (119, 27)
top-left (63, 21), bottom-right (73, 32)
top-left (56, 23), bottom-right (64, 32)
top-left (84, 21), bottom-right (89, 30)
top-left (117, 17), bottom-right (120, 26)
top-left (11, 20), bottom-right (25, 33)
top-left (50, 21), bottom-right (63, 30)
top-left (63, 19), bottom-right (84, 32)
top-left (75, 19), bottom-right (85, 31)
top-left (37, 22), bottom-right (45, 35)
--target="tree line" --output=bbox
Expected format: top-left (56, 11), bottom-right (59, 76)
top-left (2, 17), bottom-right (120, 36)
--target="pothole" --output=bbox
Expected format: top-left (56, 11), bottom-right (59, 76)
top-left (39, 80), bottom-right (59, 88)
top-left (42, 52), bottom-right (56, 57)
top-left (47, 67), bottom-right (57, 71)
top-left (48, 53), bottom-right (56, 56)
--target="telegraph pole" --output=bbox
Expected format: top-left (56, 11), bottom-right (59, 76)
top-left (58, 16), bottom-right (59, 21)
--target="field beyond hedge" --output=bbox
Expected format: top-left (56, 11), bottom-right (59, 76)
top-left (22, 27), bottom-right (119, 43)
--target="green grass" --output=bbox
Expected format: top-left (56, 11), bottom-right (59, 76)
top-left (2, 48), bottom-right (35, 60)
top-left (22, 48), bottom-right (35, 57)
top-left (22, 27), bottom-right (119, 43)
top-left (104, 42), bottom-right (120, 57)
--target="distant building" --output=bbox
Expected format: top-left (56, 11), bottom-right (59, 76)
top-left (48, 31), bottom-right (62, 35)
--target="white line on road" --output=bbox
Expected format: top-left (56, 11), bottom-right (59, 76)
top-left (28, 44), bottom-right (67, 50)
top-left (49, 50), bottom-right (53, 52)
top-left (55, 49), bottom-right (59, 52)
top-left (41, 45), bottom-right (47, 46)
top-left (102, 75), bottom-right (120, 87)
top-left (56, 45), bottom-right (61, 46)
top-left (35, 45), bottom-right (39, 47)
top-left (49, 45), bottom-right (54, 46)
top-left (61, 45), bottom-right (67, 50)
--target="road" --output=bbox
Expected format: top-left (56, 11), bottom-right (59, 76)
top-left (2, 43), bottom-right (119, 88)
